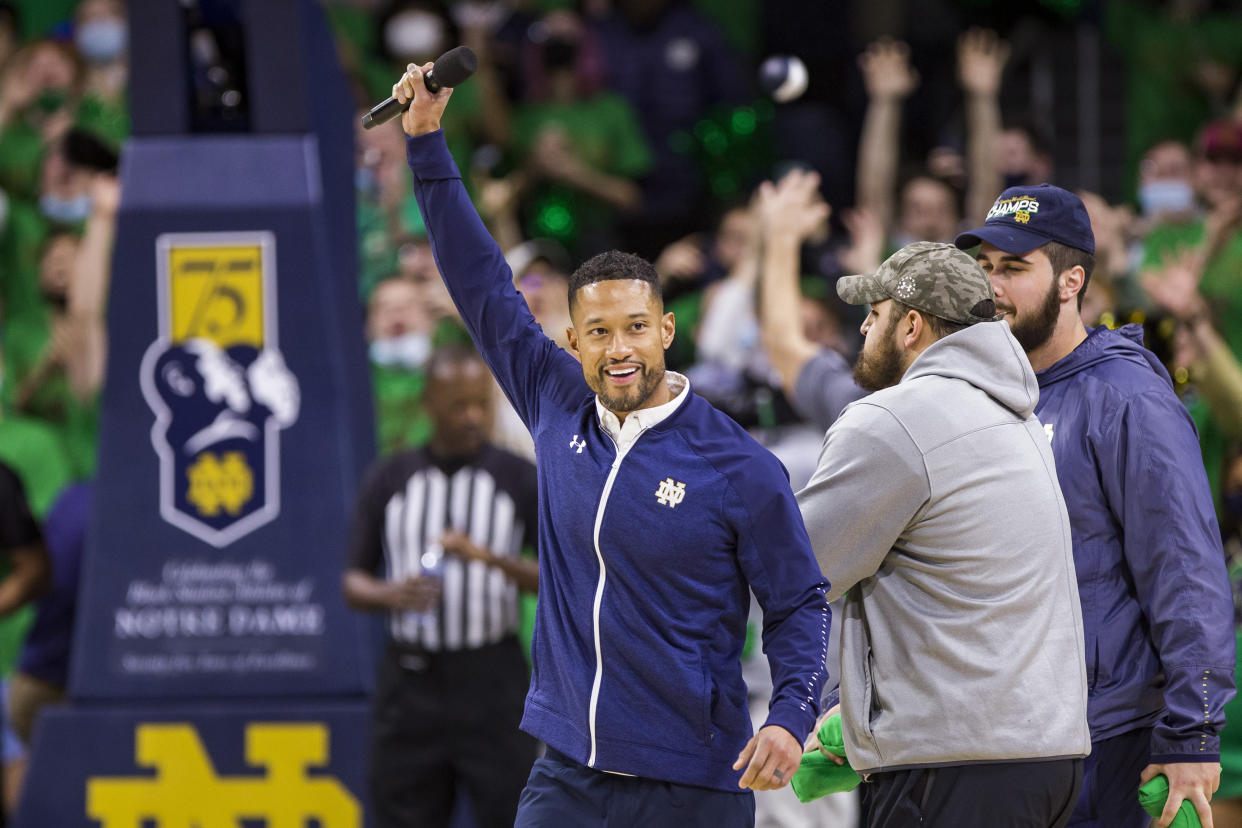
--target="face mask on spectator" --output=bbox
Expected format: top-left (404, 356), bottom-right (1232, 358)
top-left (1139, 179), bottom-right (1195, 218)
top-left (39, 193), bottom-right (92, 224)
top-left (76, 18), bottom-right (128, 62)
top-left (542, 36), bottom-right (578, 70)
top-left (370, 331), bottom-right (431, 368)
top-left (35, 89), bottom-right (68, 114)
top-left (384, 11), bottom-right (444, 61)
top-left (41, 287), bottom-right (68, 312)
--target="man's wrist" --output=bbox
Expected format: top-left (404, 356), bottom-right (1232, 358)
top-left (407, 118), bottom-right (442, 138)
top-left (763, 227), bottom-right (805, 248)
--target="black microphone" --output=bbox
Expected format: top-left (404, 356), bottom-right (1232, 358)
top-left (361, 46), bottom-right (479, 130)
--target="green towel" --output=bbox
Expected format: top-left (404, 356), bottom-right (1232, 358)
top-left (1137, 774), bottom-right (1202, 828)
top-left (790, 714), bottom-right (862, 802)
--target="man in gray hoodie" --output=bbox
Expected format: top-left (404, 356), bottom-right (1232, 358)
top-left (798, 241), bottom-right (1091, 827)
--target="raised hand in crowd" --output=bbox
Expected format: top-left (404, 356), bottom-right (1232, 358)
top-left (958, 28), bottom-right (1008, 225)
top-left (64, 172), bottom-right (119, 402)
top-left (838, 206), bottom-right (885, 277)
top-left (957, 27), bottom-right (1009, 98)
top-left (757, 168), bottom-right (831, 245)
top-left (856, 38), bottom-right (918, 238)
top-left (17, 170), bottom-right (119, 412)
top-left (756, 169), bottom-right (829, 395)
top-left (859, 37), bottom-right (919, 102)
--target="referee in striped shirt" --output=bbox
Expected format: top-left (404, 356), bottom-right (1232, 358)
top-left (344, 344), bottom-right (539, 828)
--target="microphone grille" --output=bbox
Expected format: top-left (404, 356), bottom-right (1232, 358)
top-left (432, 46), bottom-right (479, 88)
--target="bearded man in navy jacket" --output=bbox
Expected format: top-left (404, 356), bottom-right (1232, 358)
top-left (389, 62), bottom-right (830, 828)
top-left (958, 185), bottom-right (1236, 828)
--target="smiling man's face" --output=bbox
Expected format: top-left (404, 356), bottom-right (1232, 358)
top-left (566, 279), bottom-right (675, 418)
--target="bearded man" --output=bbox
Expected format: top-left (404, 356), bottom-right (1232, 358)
top-left (959, 185), bottom-right (1235, 828)
top-left (798, 241), bottom-right (1091, 827)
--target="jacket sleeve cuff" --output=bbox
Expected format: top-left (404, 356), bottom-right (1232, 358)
top-left (1150, 752), bottom-right (1221, 765)
top-left (405, 130), bottom-right (461, 181)
top-left (1151, 724), bottom-right (1223, 761)
top-left (762, 703), bottom-right (817, 744)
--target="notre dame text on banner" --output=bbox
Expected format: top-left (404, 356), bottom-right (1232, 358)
top-left (70, 201), bottom-right (371, 700)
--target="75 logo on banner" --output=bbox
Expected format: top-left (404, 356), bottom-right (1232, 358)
top-left (139, 232), bottom-right (300, 548)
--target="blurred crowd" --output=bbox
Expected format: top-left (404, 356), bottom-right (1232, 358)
top-left (346, 0), bottom-right (1242, 525)
top-left (0, 0), bottom-right (1241, 821)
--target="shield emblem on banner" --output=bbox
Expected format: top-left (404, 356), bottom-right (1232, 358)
top-left (140, 232), bottom-right (300, 548)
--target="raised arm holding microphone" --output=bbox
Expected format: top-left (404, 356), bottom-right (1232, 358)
top-left (391, 61), bottom-right (831, 828)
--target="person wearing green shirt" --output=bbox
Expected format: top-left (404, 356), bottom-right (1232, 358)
top-left (72, 0), bottom-right (130, 149)
top-left (509, 10), bottom-right (651, 261)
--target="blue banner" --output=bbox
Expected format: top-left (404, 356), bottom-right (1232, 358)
top-left (17, 704), bottom-right (371, 827)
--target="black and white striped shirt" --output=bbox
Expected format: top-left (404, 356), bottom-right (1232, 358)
top-left (348, 445), bottom-right (537, 651)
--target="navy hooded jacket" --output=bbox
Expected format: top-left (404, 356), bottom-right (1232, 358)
top-left (406, 129), bottom-right (831, 790)
top-left (1036, 324), bottom-right (1235, 762)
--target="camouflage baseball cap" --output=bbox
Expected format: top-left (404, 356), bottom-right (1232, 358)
top-left (836, 241), bottom-right (999, 324)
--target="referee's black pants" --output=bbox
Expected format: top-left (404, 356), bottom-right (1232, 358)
top-left (861, 757), bottom-right (1083, 828)
top-left (369, 636), bottom-right (537, 828)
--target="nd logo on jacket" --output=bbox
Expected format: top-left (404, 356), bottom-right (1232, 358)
top-left (140, 233), bottom-right (301, 548)
top-left (86, 722), bottom-right (359, 826)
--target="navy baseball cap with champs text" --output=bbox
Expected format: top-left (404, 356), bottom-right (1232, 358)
top-left (955, 184), bottom-right (1095, 256)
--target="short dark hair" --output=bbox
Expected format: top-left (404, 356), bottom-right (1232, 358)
top-left (1042, 241), bottom-right (1095, 310)
top-left (567, 250), bottom-right (661, 312)
top-left (891, 300), bottom-right (970, 341)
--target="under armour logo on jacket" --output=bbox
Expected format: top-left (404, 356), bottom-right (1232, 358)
top-left (570, 435), bottom-right (586, 454)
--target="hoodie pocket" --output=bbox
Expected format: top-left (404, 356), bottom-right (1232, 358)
top-left (860, 648), bottom-right (877, 742)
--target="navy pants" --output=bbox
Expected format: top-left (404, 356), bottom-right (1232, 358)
top-left (514, 747), bottom-right (755, 828)
top-left (862, 757), bottom-right (1083, 827)
top-left (1066, 728), bottom-right (1153, 828)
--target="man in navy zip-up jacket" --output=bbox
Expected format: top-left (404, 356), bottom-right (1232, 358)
top-left (390, 63), bottom-right (830, 827)
top-left (959, 185), bottom-right (1236, 828)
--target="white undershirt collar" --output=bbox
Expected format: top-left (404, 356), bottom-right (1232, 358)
top-left (595, 371), bottom-right (689, 451)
